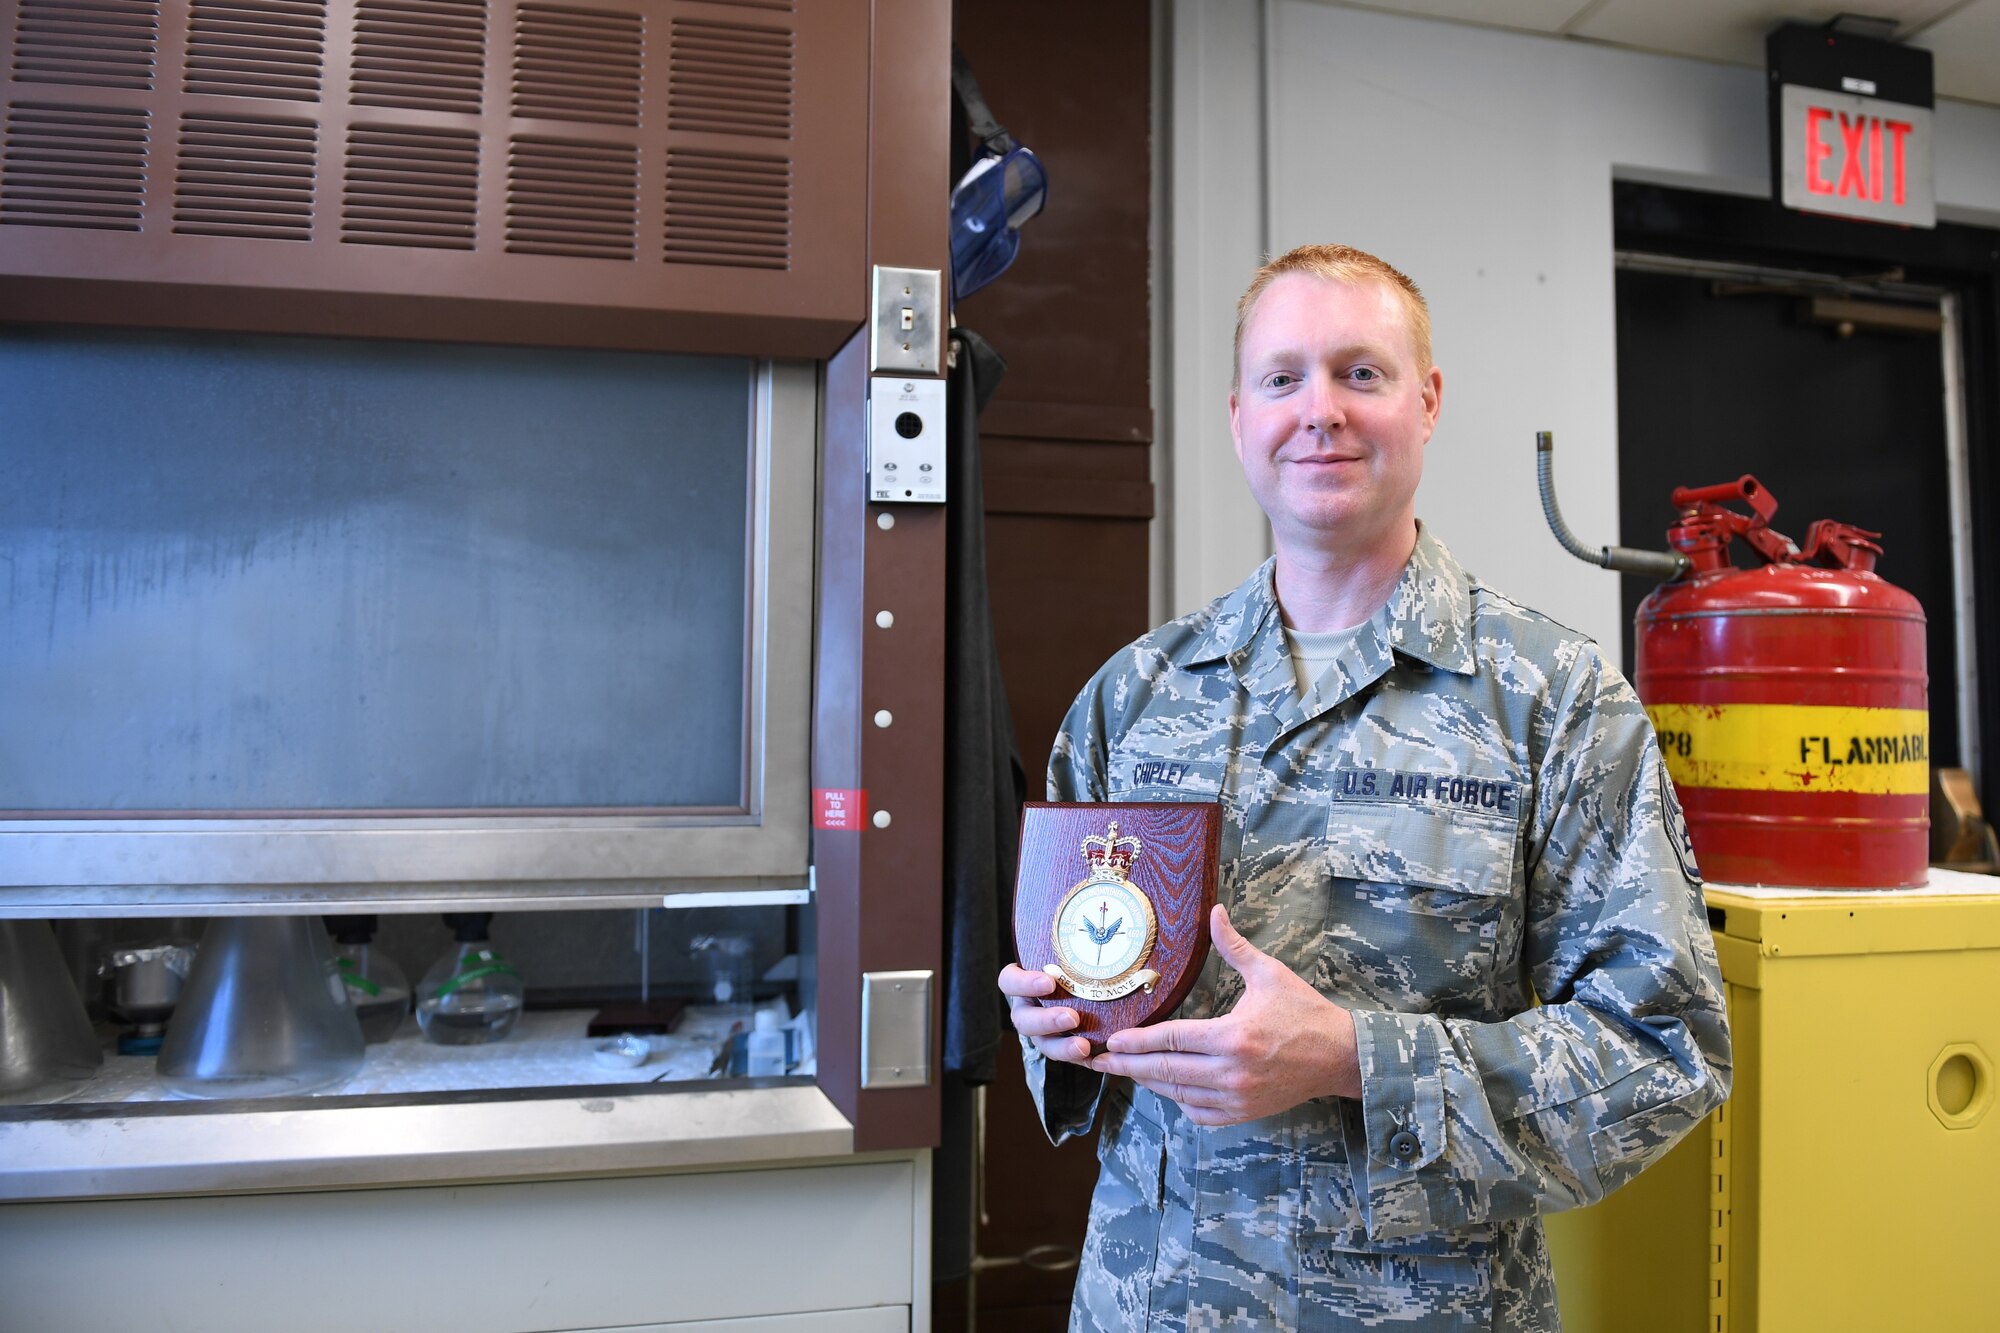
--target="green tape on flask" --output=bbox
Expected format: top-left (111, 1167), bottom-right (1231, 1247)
top-left (433, 952), bottom-right (520, 1001)
top-left (337, 957), bottom-right (383, 998)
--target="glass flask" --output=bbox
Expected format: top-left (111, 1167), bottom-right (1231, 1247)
top-left (416, 913), bottom-right (523, 1045)
top-left (0, 920), bottom-right (103, 1103)
top-left (327, 915), bottom-right (411, 1044)
top-left (157, 916), bottom-right (366, 1098)
top-left (689, 931), bottom-right (754, 1033)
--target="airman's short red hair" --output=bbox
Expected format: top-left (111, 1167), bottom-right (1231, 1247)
top-left (1234, 244), bottom-right (1432, 383)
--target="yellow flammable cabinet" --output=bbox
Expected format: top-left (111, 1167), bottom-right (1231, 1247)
top-left (1547, 873), bottom-right (2000, 1333)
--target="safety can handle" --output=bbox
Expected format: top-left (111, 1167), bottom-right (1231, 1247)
top-left (1670, 475), bottom-right (1778, 524)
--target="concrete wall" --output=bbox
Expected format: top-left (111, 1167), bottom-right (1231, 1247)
top-left (1162, 0), bottom-right (2000, 652)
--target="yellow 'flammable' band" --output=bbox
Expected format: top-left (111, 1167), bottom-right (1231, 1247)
top-left (1644, 703), bottom-right (1929, 795)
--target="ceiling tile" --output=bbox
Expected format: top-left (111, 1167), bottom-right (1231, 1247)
top-left (1314, 1), bottom-right (2000, 107)
top-left (1320, 1), bottom-right (1598, 35)
top-left (1565, 0), bottom-right (1966, 68)
top-left (1911, 2), bottom-right (2000, 106)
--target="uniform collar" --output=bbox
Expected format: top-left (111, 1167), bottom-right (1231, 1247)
top-left (1376, 523), bottom-right (1479, 677)
top-left (1186, 522), bottom-right (1478, 684)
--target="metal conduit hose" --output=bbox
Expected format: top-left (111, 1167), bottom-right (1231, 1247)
top-left (1535, 431), bottom-right (1689, 580)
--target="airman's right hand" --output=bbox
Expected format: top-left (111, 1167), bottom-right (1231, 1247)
top-left (998, 963), bottom-right (1092, 1065)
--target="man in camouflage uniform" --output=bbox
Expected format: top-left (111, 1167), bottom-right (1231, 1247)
top-left (998, 244), bottom-right (1731, 1331)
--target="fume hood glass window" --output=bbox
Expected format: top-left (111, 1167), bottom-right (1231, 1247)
top-left (9, 905), bottom-right (813, 1111)
top-left (0, 326), bottom-right (753, 813)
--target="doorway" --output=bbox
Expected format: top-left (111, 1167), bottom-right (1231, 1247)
top-left (1611, 180), bottom-right (2000, 809)
top-left (1613, 253), bottom-right (1964, 770)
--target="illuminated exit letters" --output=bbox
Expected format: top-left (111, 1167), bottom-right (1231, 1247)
top-left (1805, 106), bottom-right (1911, 203)
top-left (1779, 85), bottom-right (1934, 227)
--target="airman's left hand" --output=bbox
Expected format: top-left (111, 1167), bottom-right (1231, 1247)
top-left (1088, 903), bottom-right (1361, 1125)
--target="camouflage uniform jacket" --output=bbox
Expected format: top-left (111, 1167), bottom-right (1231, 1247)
top-left (1025, 525), bottom-right (1732, 1332)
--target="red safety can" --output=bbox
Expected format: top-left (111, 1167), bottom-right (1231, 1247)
top-left (1635, 477), bottom-right (1928, 889)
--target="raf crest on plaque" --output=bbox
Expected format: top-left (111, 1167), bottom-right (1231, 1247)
top-left (1014, 801), bottom-right (1220, 1043)
top-left (1047, 821), bottom-right (1161, 1000)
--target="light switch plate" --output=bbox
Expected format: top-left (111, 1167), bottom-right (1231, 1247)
top-left (870, 266), bottom-right (944, 376)
top-left (867, 375), bottom-right (946, 504)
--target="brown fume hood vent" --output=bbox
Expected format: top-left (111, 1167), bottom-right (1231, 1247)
top-left (667, 16), bottom-right (790, 138)
top-left (12, 0), bottom-right (159, 90)
top-left (342, 123), bottom-right (476, 249)
top-left (0, 0), bottom-right (865, 357)
top-left (513, 4), bottom-right (640, 125)
top-left (352, 1), bottom-right (485, 115)
top-left (173, 112), bottom-right (316, 239)
top-left (183, 0), bottom-right (327, 101)
top-left (0, 101), bottom-right (149, 230)
top-left (506, 132), bottom-right (636, 258)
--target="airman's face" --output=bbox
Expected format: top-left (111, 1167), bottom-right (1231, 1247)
top-left (1229, 274), bottom-right (1442, 561)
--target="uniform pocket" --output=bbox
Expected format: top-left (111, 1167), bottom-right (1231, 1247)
top-left (1073, 1094), bottom-right (1168, 1331)
top-left (1321, 798), bottom-right (1520, 1014)
top-left (1095, 1091), bottom-right (1167, 1209)
top-left (1580, 1050), bottom-right (1698, 1196)
top-left (1296, 1163), bottom-right (1496, 1331)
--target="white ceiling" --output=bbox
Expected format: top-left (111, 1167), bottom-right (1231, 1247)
top-left (1319, 0), bottom-right (2000, 107)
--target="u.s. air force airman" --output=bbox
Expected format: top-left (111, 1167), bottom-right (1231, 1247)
top-left (999, 244), bottom-right (1731, 1332)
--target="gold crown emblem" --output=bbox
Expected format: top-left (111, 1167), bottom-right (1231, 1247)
top-left (1080, 821), bottom-right (1142, 876)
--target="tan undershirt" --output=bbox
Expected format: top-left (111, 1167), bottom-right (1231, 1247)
top-left (1282, 622), bottom-right (1365, 699)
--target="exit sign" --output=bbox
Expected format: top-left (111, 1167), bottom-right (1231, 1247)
top-left (1768, 23), bottom-right (1935, 229)
top-left (1778, 86), bottom-right (1933, 226)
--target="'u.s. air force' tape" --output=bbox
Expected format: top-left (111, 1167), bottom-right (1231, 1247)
top-left (1330, 767), bottom-right (1520, 816)
top-left (1645, 703), bottom-right (1928, 796)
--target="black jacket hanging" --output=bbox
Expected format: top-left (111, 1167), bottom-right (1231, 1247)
top-left (941, 326), bottom-right (1026, 1084)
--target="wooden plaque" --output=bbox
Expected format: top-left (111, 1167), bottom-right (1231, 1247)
top-left (1013, 801), bottom-right (1220, 1044)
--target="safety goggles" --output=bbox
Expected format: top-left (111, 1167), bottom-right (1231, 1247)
top-left (948, 145), bottom-right (1049, 303)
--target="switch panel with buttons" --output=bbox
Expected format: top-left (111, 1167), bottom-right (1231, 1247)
top-left (867, 375), bottom-right (946, 504)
